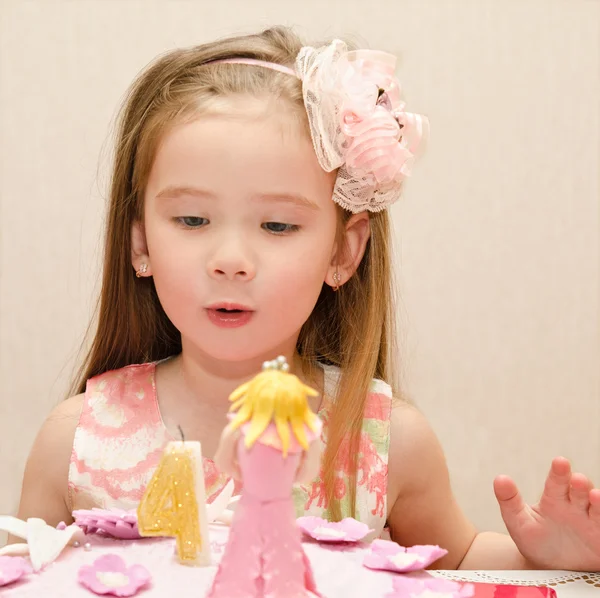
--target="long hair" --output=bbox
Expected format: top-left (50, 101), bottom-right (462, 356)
top-left (71, 26), bottom-right (399, 521)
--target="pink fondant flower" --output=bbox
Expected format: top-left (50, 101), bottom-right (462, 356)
top-left (386, 576), bottom-right (475, 598)
top-left (78, 554), bottom-right (151, 596)
top-left (73, 508), bottom-right (140, 540)
top-left (0, 556), bottom-right (31, 587)
top-left (296, 516), bottom-right (373, 543)
top-left (363, 539), bottom-right (448, 573)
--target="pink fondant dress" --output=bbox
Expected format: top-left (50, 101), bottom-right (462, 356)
top-left (207, 423), bottom-right (322, 598)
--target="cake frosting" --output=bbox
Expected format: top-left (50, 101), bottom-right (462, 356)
top-left (0, 523), bottom-right (424, 597)
top-left (0, 518), bottom-right (562, 598)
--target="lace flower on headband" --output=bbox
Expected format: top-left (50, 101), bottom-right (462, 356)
top-left (295, 40), bottom-right (429, 212)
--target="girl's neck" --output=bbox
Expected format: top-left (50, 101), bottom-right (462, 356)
top-left (155, 344), bottom-right (323, 454)
top-left (176, 342), bottom-right (306, 403)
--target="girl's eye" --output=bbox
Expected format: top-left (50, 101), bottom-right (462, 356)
top-left (178, 217), bottom-right (208, 228)
top-left (262, 222), bottom-right (300, 234)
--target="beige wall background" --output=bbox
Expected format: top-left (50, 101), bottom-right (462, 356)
top-left (0, 0), bottom-right (598, 546)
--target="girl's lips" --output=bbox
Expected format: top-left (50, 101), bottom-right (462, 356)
top-left (206, 302), bottom-right (253, 312)
top-left (205, 307), bottom-right (254, 329)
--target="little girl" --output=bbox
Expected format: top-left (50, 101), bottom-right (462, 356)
top-left (15, 26), bottom-right (600, 571)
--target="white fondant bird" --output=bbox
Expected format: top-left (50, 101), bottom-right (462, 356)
top-left (0, 516), bottom-right (84, 571)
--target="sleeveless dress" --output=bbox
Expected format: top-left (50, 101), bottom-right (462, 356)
top-left (68, 362), bottom-right (393, 536)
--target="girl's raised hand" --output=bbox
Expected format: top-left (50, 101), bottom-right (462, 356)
top-left (494, 456), bottom-right (600, 571)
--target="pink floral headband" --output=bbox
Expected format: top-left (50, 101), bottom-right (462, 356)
top-left (214, 40), bottom-right (429, 213)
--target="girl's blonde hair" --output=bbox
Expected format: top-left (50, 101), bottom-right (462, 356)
top-left (229, 368), bottom-right (320, 457)
top-left (71, 26), bottom-right (399, 521)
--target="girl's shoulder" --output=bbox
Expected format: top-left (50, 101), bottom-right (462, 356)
top-left (16, 393), bottom-right (85, 527)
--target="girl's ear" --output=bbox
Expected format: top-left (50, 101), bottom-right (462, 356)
top-left (325, 212), bottom-right (371, 289)
top-left (131, 220), bottom-right (152, 277)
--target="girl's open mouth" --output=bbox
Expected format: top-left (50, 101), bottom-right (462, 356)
top-left (205, 305), bottom-right (254, 328)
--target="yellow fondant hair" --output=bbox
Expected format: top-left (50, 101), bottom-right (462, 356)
top-left (229, 364), bottom-right (319, 457)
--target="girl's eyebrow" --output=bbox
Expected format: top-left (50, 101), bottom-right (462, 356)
top-left (156, 185), bottom-right (319, 210)
top-left (252, 193), bottom-right (319, 211)
top-left (155, 185), bottom-right (216, 200)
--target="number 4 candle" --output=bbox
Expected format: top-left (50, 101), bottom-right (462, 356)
top-left (137, 441), bottom-right (211, 566)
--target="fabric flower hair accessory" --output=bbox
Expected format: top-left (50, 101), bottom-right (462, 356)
top-left (363, 539), bottom-right (448, 572)
top-left (78, 554), bottom-right (151, 597)
top-left (297, 516), bottom-right (373, 542)
top-left (295, 39), bottom-right (429, 213)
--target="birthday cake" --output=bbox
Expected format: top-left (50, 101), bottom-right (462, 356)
top-left (0, 520), bottom-right (560, 598)
top-left (0, 512), bottom-right (560, 598)
top-left (0, 520), bottom-right (439, 597)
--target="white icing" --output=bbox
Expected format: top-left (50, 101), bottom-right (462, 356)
top-left (96, 571), bottom-right (131, 589)
top-left (312, 527), bottom-right (347, 539)
top-left (0, 543), bottom-right (29, 557)
top-left (0, 516), bottom-right (29, 539)
top-left (387, 552), bottom-right (421, 568)
top-left (27, 519), bottom-right (85, 572)
top-left (0, 516), bottom-right (84, 572)
top-left (206, 479), bottom-right (234, 524)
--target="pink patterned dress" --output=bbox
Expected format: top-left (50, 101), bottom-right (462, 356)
top-left (68, 362), bottom-right (392, 535)
top-left (207, 421), bottom-right (323, 598)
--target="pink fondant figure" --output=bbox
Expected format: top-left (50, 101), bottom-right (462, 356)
top-left (207, 356), bottom-right (323, 598)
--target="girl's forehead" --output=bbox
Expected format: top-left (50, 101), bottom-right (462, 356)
top-left (146, 108), bottom-right (333, 203)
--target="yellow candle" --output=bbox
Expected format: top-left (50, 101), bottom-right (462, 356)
top-left (137, 441), bottom-right (210, 566)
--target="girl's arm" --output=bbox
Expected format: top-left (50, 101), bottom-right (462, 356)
top-left (458, 532), bottom-right (534, 569)
top-left (386, 402), bottom-right (531, 569)
top-left (8, 395), bottom-right (82, 542)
